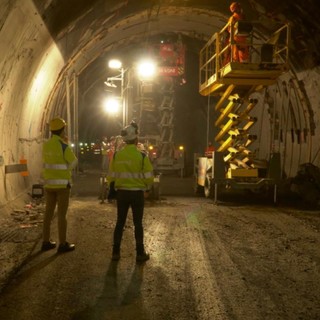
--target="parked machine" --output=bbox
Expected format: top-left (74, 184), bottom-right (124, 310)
top-left (195, 20), bottom-right (291, 203)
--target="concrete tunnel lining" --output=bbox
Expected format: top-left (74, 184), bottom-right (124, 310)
top-left (1, 2), bottom-right (224, 206)
top-left (0, 1), bottom-right (65, 206)
top-left (1, 0), bottom-right (320, 208)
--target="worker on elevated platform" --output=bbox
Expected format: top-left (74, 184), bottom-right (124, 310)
top-left (205, 141), bottom-right (215, 157)
top-left (224, 2), bottom-right (250, 63)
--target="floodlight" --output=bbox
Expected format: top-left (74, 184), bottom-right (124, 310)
top-left (108, 59), bottom-right (122, 70)
top-left (103, 97), bottom-right (121, 114)
top-left (137, 60), bottom-right (157, 80)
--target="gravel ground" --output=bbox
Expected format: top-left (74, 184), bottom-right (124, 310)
top-left (0, 171), bottom-right (319, 319)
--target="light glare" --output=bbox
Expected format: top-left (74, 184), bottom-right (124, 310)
top-left (103, 97), bottom-right (120, 114)
top-left (108, 59), bottom-right (122, 70)
top-left (137, 60), bottom-right (156, 79)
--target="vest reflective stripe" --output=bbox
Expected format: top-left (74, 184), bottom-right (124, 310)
top-left (144, 172), bottom-right (153, 178)
top-left (108, 144), bottom-right (154, 190)
top-left (44, 164), bottom-right (68, 170)
top-left (110, 172), bottom-right (146, 179)
top-left (45, 179), bottom-right (69, 185)
top-left (117, 188), bottom-right (144, 191)
top-left (42, 135), bottom-right (78, 188)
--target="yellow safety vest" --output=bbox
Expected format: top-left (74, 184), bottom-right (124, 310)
top-left (101, 141), bottom-right (108, 155)
top-left (42, 135), bottom-right (78, 188)
top-left (108, 144), bottom-right (154, 191)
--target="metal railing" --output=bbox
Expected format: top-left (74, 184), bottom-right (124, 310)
top-left (199, 22), bottom-right (291, 91)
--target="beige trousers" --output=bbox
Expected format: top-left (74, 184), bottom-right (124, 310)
top-left (43, 188), bottom-right (70, 244)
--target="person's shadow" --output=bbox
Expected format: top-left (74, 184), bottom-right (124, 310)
top-left (1, 250), bottom-right (58, 293)
top-left (72, 261), bottom-right (146, 320)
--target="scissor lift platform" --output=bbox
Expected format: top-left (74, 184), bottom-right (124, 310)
top-left (199, 61), bottom-right (288, 96)
top-left (195, 22), bottom-right (290, 203)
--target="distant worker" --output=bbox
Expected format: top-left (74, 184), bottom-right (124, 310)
top-left (101, 136), bottom-right (109, 172)
top-left (106, 135), bottom-right (122, 203)
top-left (224, 2), bottom-right (250, 63)
top-left (205, 141), bottom-right (215, 157)
top-left (42, 117), bottom-right (78, 253)
top-left (137, 141), bottom-right (148, 155)
top-left (108, 121), bottom-right (154, 262)
top-left (114, 135), bottom-right (125, 153)
top-left (107, 136), bottom-right (117, 163)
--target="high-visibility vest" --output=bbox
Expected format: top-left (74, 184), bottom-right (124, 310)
top-left (108, 144), bottom-right (154, 191)
top-left (101, 141), bottom-right (109, 155)
top-left (42, 135), bottom-right (78, 188)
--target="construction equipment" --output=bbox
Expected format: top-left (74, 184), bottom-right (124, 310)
top-left (195, 20), bottom-right (291, 203)
top-left (134, 35), bottom-right (186, 177)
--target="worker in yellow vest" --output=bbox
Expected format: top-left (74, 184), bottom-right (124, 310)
top-left (108, 121), bottom-right (154, 262)
top-left (42, 117), bottom-right (78, 253)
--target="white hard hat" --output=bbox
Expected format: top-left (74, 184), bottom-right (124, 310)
top-left (121, 124), bottom-right (138, 142)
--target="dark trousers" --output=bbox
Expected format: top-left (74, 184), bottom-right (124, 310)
top-left (113, 190), bottom-right (145, 252)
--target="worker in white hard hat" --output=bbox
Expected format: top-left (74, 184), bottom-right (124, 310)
top-left (42, 117), bottom-right (78, 253)
top-left (108, 120), bottom-right (154, 262)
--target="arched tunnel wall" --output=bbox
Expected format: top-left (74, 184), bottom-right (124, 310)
top-left (0, 1), bottom-right (64, 206)
top-left (1, 0), bottom-right (320, 208)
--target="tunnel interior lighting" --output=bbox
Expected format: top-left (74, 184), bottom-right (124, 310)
top-left (103, 97), bottom-right (121, 114)
top-left (104, 80), bottom-right (117, 88)
top-left (137, 60), bottom-right (157, 80)
top-left (108, 59), bottom-right (122, 70)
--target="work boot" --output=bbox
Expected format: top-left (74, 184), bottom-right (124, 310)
top-left (136, 251), bottom-right (150, 262)
top-left (57, 242), bottom-right (75, 253)
top-left (112, 244), bottom-right (120, 261)
top-left (136, 244), bottom-right (150, 262)
top-left (41, 240), bottom-right (56, 251)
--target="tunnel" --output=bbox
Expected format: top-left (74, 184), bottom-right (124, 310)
top-left (1, 0), bottom-right (320, 209)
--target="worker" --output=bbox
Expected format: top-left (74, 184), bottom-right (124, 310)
top-left (224, 2), bottom-right (250, 63)
top-left (114, 135), bottom-right (125, 152)
top-left (41, 117), bottom-right (78, 253)
top-left (108, 121), bottom-right (154, 262)
top-left (106, 135), bottom-right (122, 203)
top-left (205, 141), bottom-right (215, 157)
top-left (101, 136), bottom-right (109, 172)
top-left (137, 141), bottom-right (148, 155)
top-left (107, 136), bottom-right (115, 161)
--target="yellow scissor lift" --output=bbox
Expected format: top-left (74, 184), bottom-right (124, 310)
top-left (196, 21), bottom-right (290, 203)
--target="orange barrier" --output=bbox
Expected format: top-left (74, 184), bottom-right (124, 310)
top-left (19, 159), bottom-right (29, 177)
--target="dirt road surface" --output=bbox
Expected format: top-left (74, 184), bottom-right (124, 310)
top-left (0, 171), bottom-right (319, 319)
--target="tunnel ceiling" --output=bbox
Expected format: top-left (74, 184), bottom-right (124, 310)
top-left (29, 0), bottom-right (320, 141)
top-left (32, 0), bottom-right (320, 79)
